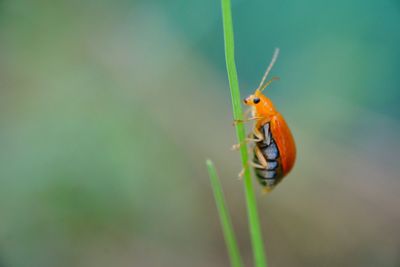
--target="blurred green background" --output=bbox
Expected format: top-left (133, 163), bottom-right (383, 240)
top-left (1, 0), bottom-right (400, 266)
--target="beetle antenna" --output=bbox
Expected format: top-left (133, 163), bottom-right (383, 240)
top-left (259, 76), bottom-right (280, 92)
top-left (257, 48), bottom-right (280, 91)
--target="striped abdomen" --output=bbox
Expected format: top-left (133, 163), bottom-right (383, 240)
top-left (253, 123), bottom-right (284, 189)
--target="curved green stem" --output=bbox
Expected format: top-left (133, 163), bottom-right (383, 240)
top-left (206, 160), bottom-right (243, 267)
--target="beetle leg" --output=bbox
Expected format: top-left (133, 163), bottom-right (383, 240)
top-left (233, 108), bottom-right (260, 125)
top-left (231, 132), bottom-right (256, 150)
top-left (238, 145), bottom-right (268, 178)
top-left (252, 127), bottom-right (264, 142)
top-left (238, 147), bottom-right (268, 179)
top-left (231, 127), bottom-right (265, 150)
top-left (236, 160), bottom-right (249, 179)
top-left (231, 136), bottom-right (260, 150)
top-left (233, 116), bottom-right (263, 125)
top-left (253, 145), bottom-right (268, 169)
top-left (238, 167), bottom-right (245, 179)
top-left (232, 109), bottom-right (251, 125)
top-left (254, 146), bottom-right (275, 194)
top-left (250, 161), bottom-right (266, 169)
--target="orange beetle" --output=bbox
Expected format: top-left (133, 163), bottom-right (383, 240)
top-left (237, 48), bottom-right (296, 192)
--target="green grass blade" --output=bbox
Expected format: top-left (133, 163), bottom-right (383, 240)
top-left (220, 0), bottom-right (268, 266)
top-left (206, 160), bottom-right (243, 267)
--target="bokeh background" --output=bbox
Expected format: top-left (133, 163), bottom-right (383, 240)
top-left (1, 0), bottom-right (400, 266)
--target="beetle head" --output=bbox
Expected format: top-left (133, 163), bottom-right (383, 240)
top-left (243, 89), bottom-right (263, 106)
top-left (243, 89), bottom-right (276, 116)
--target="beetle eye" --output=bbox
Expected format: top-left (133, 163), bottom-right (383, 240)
top-left (253, 97), bottom-right (260, 104)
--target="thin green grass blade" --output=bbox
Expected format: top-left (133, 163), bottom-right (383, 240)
top-left (206, 160), bottom-right (243, 267)
top-left (220, 0), bottom-right (268, 266)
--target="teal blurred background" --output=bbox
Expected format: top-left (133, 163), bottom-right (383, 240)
top-left (1, 0), bottom-right (400, 266)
